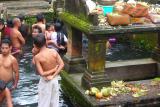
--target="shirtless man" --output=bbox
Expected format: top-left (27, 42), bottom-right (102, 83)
top-left (32, 13), bottom-right (46, 33)
top-left (33, 33), bottom-right (64, 107)
top-left (0, 80), bottom-right (13, 107)
top-left (0, 39), bottom-right (19, 91)
top-left (10, 18), bottom-right (25, 58)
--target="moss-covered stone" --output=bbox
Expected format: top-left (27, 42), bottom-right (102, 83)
top-left (61, 70), bottom-right (160, 107)
top-left (60, 71), bottom-right (97, 107)
top-left (59, 12), bottom-right (91, 34)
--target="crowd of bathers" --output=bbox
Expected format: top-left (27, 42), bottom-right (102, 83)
top-left (0, 13), bottom-right (68, 107)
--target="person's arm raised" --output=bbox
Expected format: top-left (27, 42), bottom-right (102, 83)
top-left (5, 88), bottom-right (13, 107)
top-left (34, 56), bottom-right (58, 76)
top-left (12, 58), bottom-right (19, 90)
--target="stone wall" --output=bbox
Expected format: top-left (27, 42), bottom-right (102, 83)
top-left (0, 3), bottom-right (7, 20)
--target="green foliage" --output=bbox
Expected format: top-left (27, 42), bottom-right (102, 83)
top-left (132, 33), bottom-right (157, 51)
top-left (153, 77), bottom-right (160, 81)
top-left (43, 12), bottom-right (55, 22)
top-left (24, 12), bottom-right (55, 26)
top-left (25, 16), bottom-right (36, 26)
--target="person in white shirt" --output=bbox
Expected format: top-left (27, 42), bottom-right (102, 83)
top-left (47, 22), bottom-right (68, 56)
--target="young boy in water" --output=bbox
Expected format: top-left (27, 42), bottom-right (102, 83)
top-left (33, 33), bottom-right (64, 107)
top-left (0, 38), bottom-right (19, 91)
top-left (0, 80), bottom-right (13, 107)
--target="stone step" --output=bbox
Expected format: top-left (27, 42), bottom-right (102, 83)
top-left (7, 8), bottom-right (49, 16)
top-left (0, 0), bottom-right (51, 16)
top-left (105, 58), bottom-right (158, 81)
top-left (105, 58), bottom-right (157, 68)
top-left (3, 1), bottom-right (50, 10)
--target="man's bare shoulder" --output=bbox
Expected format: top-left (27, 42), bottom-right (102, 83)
top-left (9, 55), bottom-right (17, 63)
top-left (49, 49), bottom-right (58, 56)
top-left (11, 28), bottom-right (20, 35)
top-left (34, 53), bottom-right (42, 61)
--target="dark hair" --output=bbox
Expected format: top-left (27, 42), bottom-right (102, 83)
top-left (17, 14), bottom-right (25, 22)
top-left (6, 18), bottom-right (13, 28)
top-left (0, 80), bottom-right (6, 91)
top-left (1, 38), bottom-right (12, 46)
top-left (54, 22), bottom-right (62, 32)
top-left (0, 18), bottom-right (4, 25)
top-left (33, 25), bottom-right (42, 33)
top-left (36, 13), bottom-right (45, 22)
top-left (46, 23), bottom-right (51, 30)
top-left (33, 33), bottom-right (46, 48)
top-left (54, 18), bottom-right (64, 26)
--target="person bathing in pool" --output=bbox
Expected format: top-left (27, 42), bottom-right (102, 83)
top-left (0, 80), bottom-right (13, 107)
top-left (10, 18), bottom-right (25, 59)
top-left (33, 33), bottom-right (64, 107)
top-left (0, 38), bottom-right (19, 91)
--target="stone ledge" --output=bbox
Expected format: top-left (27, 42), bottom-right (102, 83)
top-left (61, 71), bottom-right (160, 107)
top-left (105, 58), bottom-right (158, 81)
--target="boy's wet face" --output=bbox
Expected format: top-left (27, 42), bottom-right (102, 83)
top-left (32, 28), bottom-right (39, 37)
top-left (33, 44), bottom-right (39, 50)
top-left (1, 43), bottom-right (11, 55)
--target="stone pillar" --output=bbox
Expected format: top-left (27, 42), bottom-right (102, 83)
top-left (88, 39), bottom-right (106, 72)
top-left (82, 37), bottom-right (109, 89)
top-left (63, 24), bottom-right (86, 73)
top-left (152, 32), bottom-right (160, 76)
top-left (152, 32), bottom-right (160, 61)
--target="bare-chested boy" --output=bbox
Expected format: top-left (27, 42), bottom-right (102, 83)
top-left (33, 33), bottom-right (64, 107)
top-left (32, 13), bottom-right (46, 33)
top-left (10, 18), bottom-right (25, 58)
top-left (0, 80), bottom-right (13, 107)
top-left (0, 39), bottom-right (19, 91)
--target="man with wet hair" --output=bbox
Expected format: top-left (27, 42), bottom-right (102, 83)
top-left (0, 80), bottom-right (13, 107)
top-left (10, 18), bottom-right (25, 58)
top-left (0, 38), bottom-right (19, 91)
top-left (32, 13), bottom-right (46, 33)
top-left (33, 33), bottom-right (64, 107)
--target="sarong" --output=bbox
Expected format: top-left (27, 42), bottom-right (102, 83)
top-left (6, 81), bottom-right (14, 91)
top-left (38, 76), bottom-right (59, 107)
top-left (12, 47), bottom-right (21, 54)
top-left (12, 47), bottom-right (23, 61)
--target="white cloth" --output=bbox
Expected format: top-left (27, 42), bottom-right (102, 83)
top-left (48, 32), bottom-right (68, 50)
top-left (86, 0), bottom-right (96, 13)
top-left (38, 76), bottom-right (59, 107)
